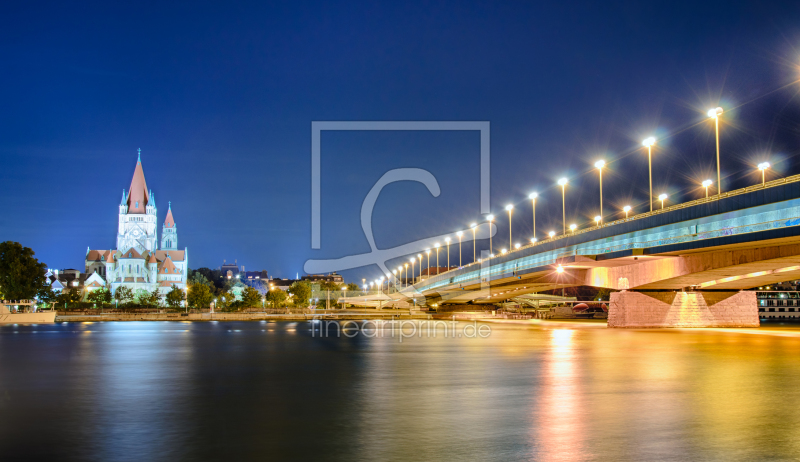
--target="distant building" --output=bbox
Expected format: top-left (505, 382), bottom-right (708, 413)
top-left (302, 273), bottom-right (343, 283)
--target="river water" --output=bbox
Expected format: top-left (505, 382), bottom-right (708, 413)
top-left (2, 320), bottom-right (800, 461)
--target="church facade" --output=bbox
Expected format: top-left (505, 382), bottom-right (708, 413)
top-left (85, 150), bottom-right (188, 295)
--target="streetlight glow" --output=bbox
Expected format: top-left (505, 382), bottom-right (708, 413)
top-left (487, 214), bottom-right (494, 255)
top-left (505, 204), bottom-right (514, 251)
top-left (623, 205), bottom-right (631, 218)
top-left (470, 223), bottom-right (477, 263)
top-left (549, 231), bottom-right (556, 238)
top-left (758, 162), bottom-right (771, 185)
top-left (569, 224), bottom-right (576, 233)
top-left (658, 193), bottom-right (668, 209)
top-left (702, 179), bottom-right (713, 198)
top-left (594, 215), bottom-right (601, 226)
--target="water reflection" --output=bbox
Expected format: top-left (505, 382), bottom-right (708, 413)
top-left (3, 321), bottom-right (800, 460)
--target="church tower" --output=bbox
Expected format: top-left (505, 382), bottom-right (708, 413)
top-left (161, 202), bottom-right (178, 250)
top-left (116, 149), bottom-right (158, 253)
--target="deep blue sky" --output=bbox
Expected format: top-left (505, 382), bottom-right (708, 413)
top-left (3, 1), bottom-right (800, 282)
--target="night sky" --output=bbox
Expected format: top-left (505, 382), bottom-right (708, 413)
top-left (3, 1), bottom-right (800, 282)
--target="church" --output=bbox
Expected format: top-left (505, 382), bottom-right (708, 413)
top-left (84, 149), bottom-right (188, 295)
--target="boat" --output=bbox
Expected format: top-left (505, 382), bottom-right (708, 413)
top-left (0, 300), bottom-right (57, 323)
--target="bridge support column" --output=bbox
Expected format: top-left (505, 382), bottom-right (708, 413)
top-left (608, 290), bottom-right (758, 328)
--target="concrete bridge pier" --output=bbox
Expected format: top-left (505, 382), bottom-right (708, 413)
top-left (607, 290), bottom-right (759, 328)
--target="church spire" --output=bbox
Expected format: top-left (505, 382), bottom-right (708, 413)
top-left (120, 189), bottom-right (126, 205)
top-left (127, 149), bottom-right (150, 213)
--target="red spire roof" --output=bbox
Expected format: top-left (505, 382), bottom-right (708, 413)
top-left (127, 149), bottom-right (150, 214)
top-left (164, 203), bottom-right (175, 228)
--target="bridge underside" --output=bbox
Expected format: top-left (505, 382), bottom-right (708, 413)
top-left (417, 237), bottom-right (800, 307)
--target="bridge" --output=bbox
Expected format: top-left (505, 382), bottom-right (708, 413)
top-left (401, 175), bottom-right (800, 327)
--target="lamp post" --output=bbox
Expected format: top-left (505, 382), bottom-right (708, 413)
top-left (758, 162), bottom-right (770, 185)
top-left (505, 204), bottom-right (514, 252)
top-left (642, 137), bottom-right (656, 212)
top-left (569, 224), bottom-right (577, 233)
top-left (514, 243), bottom-right (520, 250)
top-left (708, 107), bottom-right (723, 194)
top-left (392, 270), bottom-right (397, 293)
top-left (658, 193), bottom-right (668, 209)
top-left (425, 249), bottom-right (431, 278)
top-left (410, 258), bottom-right (415, 283)
top-left (487, 215), bottom-right (494, 256)
top-left (558, 178), bottom-right (568, 233)
top-left (594, 216), bottom-right (601, 227)
top-left (470, 223), bottom-right (477, 263)
top-left (623, 205), bottom-right (631, 219)
top-left (529, 192), bottom-right (538, 239)
top-left (702, 179), bottom-right (713, 198)
top-left (594, 160), bottom-right (605, 222)
top-left (434, 243), bottom-right (440, 275)
top-left (456, 231), bottom-right (463, 267)
top-left (404, 263), bottom-right (409, 288)
top-left (445, 237), bottom-right (451, 270)
top-left (341, 286), bottom-right (347, 308)
top-left (549, 231), bottom-right (556, 238)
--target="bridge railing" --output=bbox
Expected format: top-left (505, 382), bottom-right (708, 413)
top-left (414, 173), bottom-right (800, 290)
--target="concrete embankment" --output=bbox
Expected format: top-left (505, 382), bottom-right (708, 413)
top-left (56, 311), bottom-right (433, 322)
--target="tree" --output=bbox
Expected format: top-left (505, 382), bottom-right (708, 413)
top-left (241, 286), bottom-right (262, 307)
top-left (0, 241), bottom-right (48, 300)
top-left (265, 288), bottom-right (287, 308)
top-left (57, 289), bottom-right (83, 306)
top-left (187, 283), bottom-right (214, 309)
top-left (114, 286), bottom-right (134, 304)
top-left (189, 270), bottom-right (213, 289)
top-left (165, 285), bottom-right (185, 308)
top-left (346, 282), bottom-right (359, 292)
top-left (137, 288), bottom-right (161, 307)
top-left (319, 280), bottom-right (341, 292)
top-left (39, 288), bottom-right (58, 305)
top-left (288, 281), bottom-right (312, 308)
top-left (87, 287), bottom-right (112, 305)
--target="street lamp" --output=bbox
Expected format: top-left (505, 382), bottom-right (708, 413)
top-left (549, 231), bottom-right (556, 238)
top-left (403, 263), bottom-right (408, 288)
top-left (569, 224), bottom-right (577, 233)
top-left (529, 192), bottom-right (538, 239)
top-left (642, 137), bottom-right (656, 212)
top-left (594, 215), bottom-right (601, 227)
top-left (514, 243), bottom-right (521, 250)
top-left (658, 193), bottom-right (668, 209)
top-left (501, 248), bottom-right (507, 254)
top-left (470, 223), bottom-right (477, 263)
top-left (487, 215), bottom-right (494, 256)
top-left (391, 270), bottom-right (397, 293)
top-left (425, 249), bottom-right (431, 278)
top-left (594, 160), bottom-right (605, 222)
top-left (445, 237), bottom-right (451, 269)
top-left (456, 231), bottom-right (463, 266)
top-left (410, 258), bottom-right (416, 283)
top-left (558, 178), bottom-right (568, 234)
top-left (708, 107), bottom-right (723, 194)
top-left (505, 204), bottom-right (514, 251)
top-left (623, 205), bottom-right (632, 218)
top-left (434, 243), bottom-right (440, 275)
top-left (758, 162), bottom-right (771, 185)
top-left (530, 237), bottom-right (537, 244)
top-left (702, 179), bottom-right (713, 198)
top-left (341, 286), bottom-right (347, 308)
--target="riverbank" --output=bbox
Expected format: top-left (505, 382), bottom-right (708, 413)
top-left (56, 310), bottom-right (433, 322)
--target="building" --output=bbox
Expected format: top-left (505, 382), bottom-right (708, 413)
top-left (302, 273), bottom-right (343, 283)
top-left (83, 149), bottom-right (188, 295)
